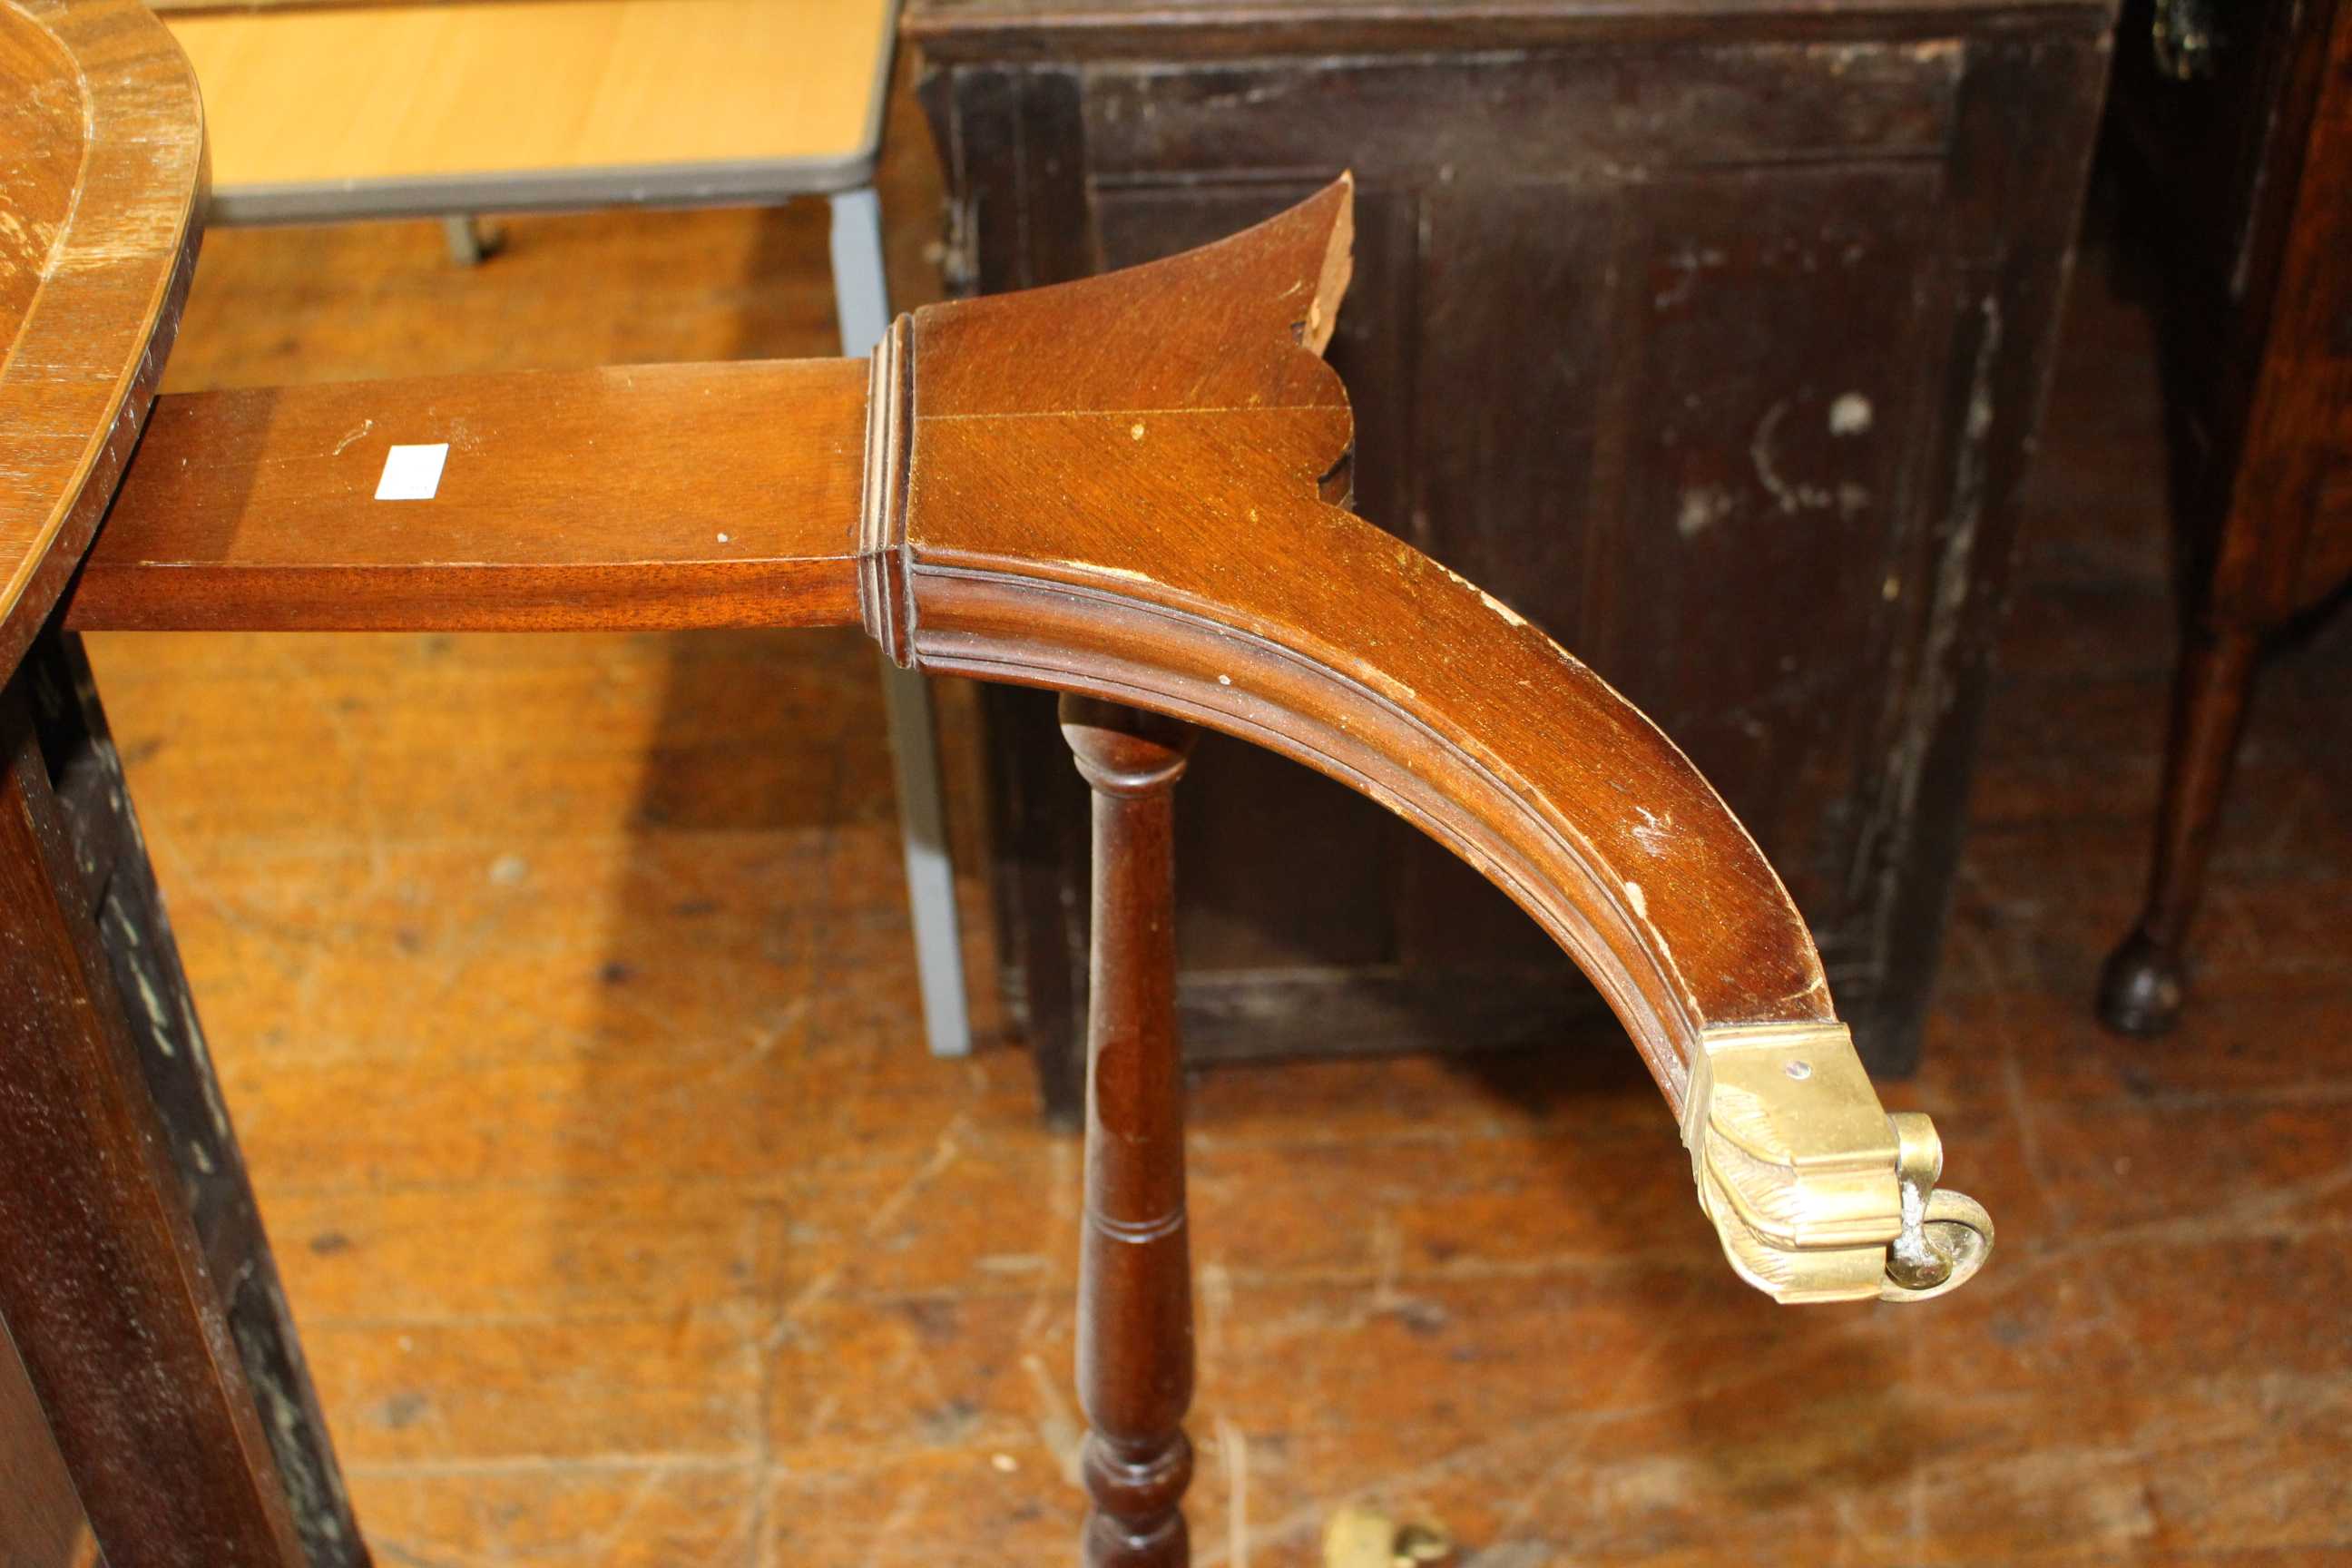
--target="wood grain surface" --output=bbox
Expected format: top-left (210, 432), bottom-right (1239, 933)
top-left (166, 0), bottom-right (891, 190)
top-left (0, 1325), bottom-right (83, 1568)
top-left (0, 686), bottom-right (311, 1568)
top-left (0, 0), bottom-right (204, 681)
top-left (73, 360), bottom-right (871, 632)
top-left (18, 630), bottom-right (368, 1567)
top-left (1060, 698), bottom-right (1200, 1567)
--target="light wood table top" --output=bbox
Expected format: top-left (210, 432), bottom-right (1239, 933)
top-left (165, 0), bottom-right (897, 221)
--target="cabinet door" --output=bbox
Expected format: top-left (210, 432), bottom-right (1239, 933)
top-left (1402, 163), bottom-right (1948, 977)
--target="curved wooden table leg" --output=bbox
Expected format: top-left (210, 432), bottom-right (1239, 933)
top-left (868, 179), bottom-right (1996, 1309)
top-left (1062, 696), bottom-right (1199, 1567)
top-left (2098, 622), bottom-right (2263, 1035)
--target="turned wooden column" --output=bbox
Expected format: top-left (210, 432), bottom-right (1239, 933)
top-left (1060, 694), bottom-right (1199, 1567)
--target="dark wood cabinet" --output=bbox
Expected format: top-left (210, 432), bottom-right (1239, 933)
top-left (906, 0), bottom-right (2117, 1114)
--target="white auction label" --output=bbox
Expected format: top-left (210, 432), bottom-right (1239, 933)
top-left (375, 443), bottom-right (449, 501)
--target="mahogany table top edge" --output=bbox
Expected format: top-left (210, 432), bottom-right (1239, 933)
top-left (0, 0), bottom-right (207, 681)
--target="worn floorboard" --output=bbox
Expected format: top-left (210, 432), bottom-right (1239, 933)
top-left (73, 85), bottom-right (2352, 1568)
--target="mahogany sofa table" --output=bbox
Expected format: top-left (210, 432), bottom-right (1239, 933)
top-left (0, 4), bottom-right (1994, 1563)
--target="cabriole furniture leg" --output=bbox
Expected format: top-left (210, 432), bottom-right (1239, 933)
top-left (1062, 696), bottom-right (1200, 1566)
top-left (2097, 622), bottom-right (2263, 1034)
top-left (2097, 0), bottom-right (2352, 1034)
